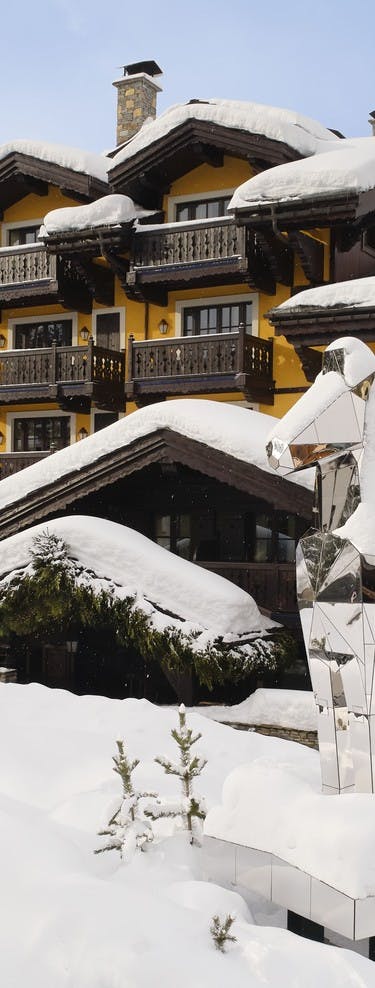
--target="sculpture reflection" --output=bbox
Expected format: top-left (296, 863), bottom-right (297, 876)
top-left (267, 337), bottom-right (375, 792)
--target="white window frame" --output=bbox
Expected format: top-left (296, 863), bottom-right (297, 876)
top-left (6, 409), bottom-right (76, 453)
top-left (174, 292), bottom-right (259, 338)
top-left (7, 312), bottom-right (78, 350)
top-left (167, 189), bottom-right (235, 223)
top-left (1, 218), bottom-right (44, 247)
top-left (92, 307), bottom-right (126, 351)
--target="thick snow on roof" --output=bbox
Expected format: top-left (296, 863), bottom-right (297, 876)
top-left (1, 685), bottom-right (373, 987)
top-left (273, 276), bottom-right (375, 314)
top-left (205, 751), bottom-right (375, 898)
top-left (0, 515), bottom-right (270, 638)
top-left (0, 399), bottom-right (313, 514)
top-left (41, 194), bottom-right (150, 237)
top-left (230, 137), bottom-right (375, 209)
top-left (0, 139), bottom-right (109, 183)
top-left (111, 98), bottom-right (337, 168)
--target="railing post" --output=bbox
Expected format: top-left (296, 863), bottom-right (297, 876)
top-left (126, 334), bottom-right (134, 384)
top-left (87, 338), bottom-right (94, 380)
top-left (50, 343), bottom-right (57, 385)
top-left (237, 322), bottom-right (246, 373)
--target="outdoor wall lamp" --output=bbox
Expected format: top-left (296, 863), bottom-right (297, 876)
top-left (80, 326), bottom-right (90, 341)
top-left (0, 431), bottom-right (4, 445)
top-left (77, 427), bottom-right (89, 441)
top-left (158, 319), bottom-right (168, 335)
top-left (0, 334), bottom-right (6, 348)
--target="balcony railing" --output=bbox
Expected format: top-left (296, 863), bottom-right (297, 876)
top-left (126, 218), bottom-right (248, 296)
top-left (198, 562), bottom-right (297, 614)
top-left (0, 244), bottom-right (92, 309)
top-left (126, 325), bottom-right (274, 404)
top-left (0, 341), bottom-right (125, 409)
top-left (0, 451), bottom-right (51, 480)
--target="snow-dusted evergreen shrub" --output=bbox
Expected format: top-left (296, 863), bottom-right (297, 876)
top-left (95, 740), bottom-right (154, 861)
top-left (145, 704), bottom-right (206, 846)
top-left (0, 530), bottom-right (295, 688)
top-left (210, 914), bottom-right (237, 952)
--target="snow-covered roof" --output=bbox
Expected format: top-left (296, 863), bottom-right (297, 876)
top-left (230, 137), bottom-right (375, 210)
top-left (0, 139), bottom-right (110, 183)
top-left (0, 515), bottom-right (272, 640)
top-left (272, 276), bottom-right (375, 315)
top-left (0, 399), bottom-right (314, 515)
top-left (40, 194), bottom-right (151, 238)
top-left (111, 98), bottom-right (338, 168)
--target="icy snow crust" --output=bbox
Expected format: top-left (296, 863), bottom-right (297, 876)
top-left (0, 683), bottom-right (373, 987)
top-left (0, 139), bottom-right (109, 182)
top-left (41, 194), bottom-right (151, 236)
top-left (0, 399), bottom-right (314, 513)
top-left (0, 515), bottom-right (270, 638)
top-left (111, 98), bottom-right (337, 167)
top-left (273, 276), bottom-right (375, 313)
top-left (230, 137), bottom-right (375, 209)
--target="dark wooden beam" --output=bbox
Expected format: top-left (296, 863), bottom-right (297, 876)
top-left (289, 232), bottom-right (324, 283)
top-left (294, 344), bottom-right (323, 382)
top-left (255, 230), bottom-right (294, 286)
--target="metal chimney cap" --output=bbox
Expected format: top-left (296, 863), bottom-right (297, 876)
top-left (122, 60), bottom-right (162, 78)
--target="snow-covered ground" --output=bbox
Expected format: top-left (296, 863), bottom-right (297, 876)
top-left (0, 683), bottom-right (373, 987)
top-left (197, 688), bottom-right (317, 731)
top-left (0, 399), bottom-right (314, 513)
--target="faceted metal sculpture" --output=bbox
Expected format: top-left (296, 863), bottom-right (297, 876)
top-left (267, 338), bottom-right (375, 793)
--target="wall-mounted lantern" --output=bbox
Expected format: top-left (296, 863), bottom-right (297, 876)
top-left (158, 319), bottom-right (168, 335)
top-left (77, 427), bottom-right (89, 441)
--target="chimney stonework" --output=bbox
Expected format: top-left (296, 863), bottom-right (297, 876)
top-left (113, 61), bottom-right (162, 147)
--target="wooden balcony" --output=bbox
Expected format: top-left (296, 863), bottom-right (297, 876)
top-left (126, 218), bottom-right (249, 300)
top-left (0, 340), bottom-right (125, 411)
top-left (126, 325), bottom-right (274, 404)
top-left (198, 561), bottom-right (297, 614)
top-left (0, 244), bottom-right (92, 310)
top-left (0, 451), bottom-right (50, 480)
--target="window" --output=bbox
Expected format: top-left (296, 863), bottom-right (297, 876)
top-left (94, 412), bottom-right (118, 433)
top-left (175, 196), bottom-right (231, 222)
top-left (13, 417), bottom-right (70, 452)
top-left (6, 225), bottom-right (40, 246)
top-left (251, 512), bottom-right (303, 563)
top-left (95, 312), bottom-right (120, 351)
top-left (183, 301), bottom-right (252, 336)
top-left (155, 514), bottom-right (191, 558)
top-left (14, 319), bottom-right (72, 349)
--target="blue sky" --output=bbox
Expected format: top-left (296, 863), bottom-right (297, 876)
top-left (2, 0), bottom-right (375, 152)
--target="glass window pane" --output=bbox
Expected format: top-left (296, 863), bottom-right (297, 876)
top-left (199, 309), bottom-right (208, 332)
top-left (176, 205), bottom-right (189, 222)
top-left (207, 200), bottom-right (219, 218)
top-left (195, 202), bottom-right (207, 219)
top-left (208, 308), bottom-right (217, 331)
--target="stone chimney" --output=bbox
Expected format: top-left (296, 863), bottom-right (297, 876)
top-left (113, 60), bottom-right (163, 147)
top-left (369, 110), bottom-right (375, 136)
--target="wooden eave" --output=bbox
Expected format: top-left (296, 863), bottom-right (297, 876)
top-left (233, 191), bottom-right (361, 231)
top-left (0, 152), bottom-right (108, 212)
top-left (108, 120), bottom-right (304, 208)
top-left (0, 427), bottom-right (313, 541)
top-left (268, 303), bottom-right (375, 345)
top-left (42, 223), bottom-right (133, 258)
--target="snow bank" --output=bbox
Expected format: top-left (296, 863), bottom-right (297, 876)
top-left (41, 194), bottom-right (151, 236)
top-left (274, 277), bottom-right (375, 314)
top-left (230, 137), bottom-right (375, 209)
top-left (0, 683), bottom-right (373, 986)
top-left (197, 688), bottom-right (317, 730)
top-left (111, 98), bottom-right (337, 168)
top-left (0, 139), bottom-right (109, 182)
top-left (0, 399), bottom-right (314, 513)
top-left (205, 753), bottom-right (375, 899)
top-left (0, 515), bottom-right (271, 638)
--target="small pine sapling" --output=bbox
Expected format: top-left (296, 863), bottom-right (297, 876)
top-left (145, 704), bottom-right (207, 846)
top-left (95, 739), bottom-right (155, 861)
top-left (210, 914), bottom-right (237, 953)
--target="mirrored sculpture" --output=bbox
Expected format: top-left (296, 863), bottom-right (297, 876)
top-left (267, 337), bottom-right (375, 793)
